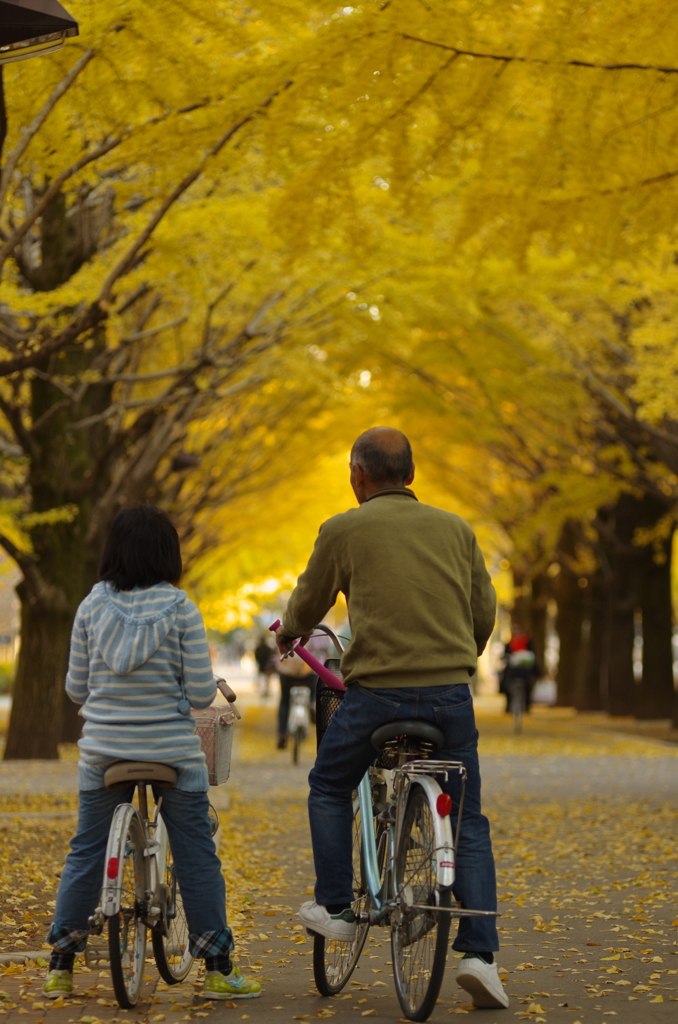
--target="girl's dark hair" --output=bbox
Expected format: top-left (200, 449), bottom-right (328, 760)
top-left (99, 505), bottom-right (182, 591)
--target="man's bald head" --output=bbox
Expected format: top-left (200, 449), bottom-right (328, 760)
top-left (351, 427), bottom-right (414, 486)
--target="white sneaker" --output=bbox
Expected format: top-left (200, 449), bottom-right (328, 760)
top-left (299, 901), bottom-right (357, 941)
top-left (455, 956), bottom-right (509, 1009)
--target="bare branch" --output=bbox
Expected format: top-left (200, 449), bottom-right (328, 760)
top-left (29, 367), bottom-right (78, 401)
top-left (0, 299), bottom-right (106, 377)
top-left (0, 49), bottom-right (95, 210)
top-left (401, 33), bottom-right (678, 74)
top-left (0, 135), bottom-right (123, 273)
top-left (29, 398), bottom-right (71, 434)
top-left (119, 316), bottom-right (187, 344)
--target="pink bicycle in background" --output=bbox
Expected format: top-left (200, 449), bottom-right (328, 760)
top-left (269, 621), bottom-right (498, 1022)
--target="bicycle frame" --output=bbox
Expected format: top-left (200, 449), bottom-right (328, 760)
top-left (98, 790), bottom-right (168, 928)
top-left (268, 620), bottom-right (498, 924)
top-left (288, 685), bottom-right (311, 734)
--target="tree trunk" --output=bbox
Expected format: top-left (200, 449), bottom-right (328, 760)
top-left (574, 571), bottom-right (605, 711)
top-left (529, 572), bottom-right (550, 673)
top-left (554, 568), bottom-right (585, 707)
top-left (3, 338), bottom-right (113, 759)
top-left (0, 68), bottom-right (7, 168)
top-left (4, 584), bottom-right (72, 758)
top-left (636, 529), bottom-right (675, 719)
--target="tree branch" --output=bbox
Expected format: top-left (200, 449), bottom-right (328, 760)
top-left (401, 34), bottom-right (678, 74)
top-left (0, 49), bottom-right (95, 211)
top-left (98, 82), bottom-right (292, 304)
top-left (0, 298), bottom-right (107, 377)
top-left (0, 135), bottom-right (123, 274)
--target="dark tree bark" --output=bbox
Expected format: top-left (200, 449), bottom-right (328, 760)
top-left (574, 571), bottom-right (605, 711)
top-left (554, 569), bottom-right (585, 707)
top-left (594, 493), bottom-right (677, 717)
top-left (0, 68), bottom-right (7, 169)
top-left (529, 572), bottom-right (550, 673)
top-left (553, 520), bottom-right (589, 707)
top-left (598, 497), bottom-right (639, 716)
top-left (4, 339), bottom-right (113, 758)
top-left (636, 528), bottom-right (675, 719)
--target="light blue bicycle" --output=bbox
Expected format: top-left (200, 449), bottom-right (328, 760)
top-left (272, 622), bottom-right (498, 1022)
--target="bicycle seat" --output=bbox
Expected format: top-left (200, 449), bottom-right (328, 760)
top-left (104, 761), bottom-right (178, 790)
top-left (370, 720), bottom-right (445, 752)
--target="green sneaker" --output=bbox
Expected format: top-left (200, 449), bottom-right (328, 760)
top-left (42, 970), bottom-right (73, 999)
top-left (203, 965), bottom-right (262, 999)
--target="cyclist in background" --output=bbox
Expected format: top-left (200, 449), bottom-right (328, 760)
top-left (276, 642), bottom-right (316, 749)
top-left (500, 623), bottom-right (540, 712)
top-left (276, 427), bottom-right (508, 1010)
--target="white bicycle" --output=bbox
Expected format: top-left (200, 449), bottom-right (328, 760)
top-left (288, 685), bottom-right (312, 765)
top-left (88, 681), bottom-right (236, 1008)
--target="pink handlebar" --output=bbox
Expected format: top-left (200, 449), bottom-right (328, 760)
top-left (269, 619), bottom-right (346, 692)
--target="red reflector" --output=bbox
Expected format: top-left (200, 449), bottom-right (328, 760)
top-left (106, 857), bottom-right (120, 879)
top-left (436, 793), bottom-right (453, 816)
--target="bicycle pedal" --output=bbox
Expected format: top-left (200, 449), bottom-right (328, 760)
top-left (305, 927), bottom-right (318, 937)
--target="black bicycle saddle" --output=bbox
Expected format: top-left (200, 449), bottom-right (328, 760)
top-left (370, 719), bottom-right (445, 751)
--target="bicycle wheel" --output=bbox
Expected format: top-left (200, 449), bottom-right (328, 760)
top-left (510, 681), bottom-right (525, 735)
top-left (109, 812), bottom-right (148, 1008)
top-left (292, 726), bottom-right (303, 765)
top-left (152, 841), bottom-right (194, 984)
top-left (313, 797), bottom-right (372, 995)
top-left (391, 786), bottom-right (451, 1022)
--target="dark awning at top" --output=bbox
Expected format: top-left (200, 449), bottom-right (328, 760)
top-left (0, 0), bottom-right (78, 49)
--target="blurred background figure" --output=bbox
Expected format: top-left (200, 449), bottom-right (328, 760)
top-left (254, 634), bottom-right (276, 698)
top-left (500, 623), bottom-right (540, 713)
top-left (276, 645), bottom-right (315, 749)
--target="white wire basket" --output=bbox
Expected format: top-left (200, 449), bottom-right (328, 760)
top-left (192, 704), bottom-right (235, 786)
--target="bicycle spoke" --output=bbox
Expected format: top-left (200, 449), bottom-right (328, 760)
top-left (392, 788), bottom-right (451, 1021)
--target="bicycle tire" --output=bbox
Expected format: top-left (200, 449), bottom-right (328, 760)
top-left (510, 681), bottom-right (525, 735)
top-left (109, 812), bottom-right (148, 1008)
top-left (313, 797), bottom-right (371, 995)
top-left (152, 838), bottom-right (194, 984)
top-left (292, 726), bottom-right (303, 765)
top-left (391, 786), bottom-right (451, 1022)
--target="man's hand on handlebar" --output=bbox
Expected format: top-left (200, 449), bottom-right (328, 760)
top-left (275, 627), bottom-right (311, 658)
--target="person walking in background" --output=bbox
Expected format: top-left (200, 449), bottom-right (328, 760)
top-left (254, 635), bottom-right (275, 698)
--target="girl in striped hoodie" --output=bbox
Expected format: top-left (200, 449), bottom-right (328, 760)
top-left (43, 505), bottom-right (260, 1002)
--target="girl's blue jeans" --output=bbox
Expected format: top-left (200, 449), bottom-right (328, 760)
top-left (308, 683), bottom-right (499, 952)
top-left (47, 785), bottom-right (233, 959)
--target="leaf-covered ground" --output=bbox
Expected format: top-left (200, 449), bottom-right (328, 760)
top-left (0, 701), bottom-right (676, 1024)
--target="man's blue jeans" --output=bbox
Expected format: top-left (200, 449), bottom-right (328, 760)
top-left (308, 683), bottom-right (499, 952)
top-left (48, 785), bottom-right (232, 958)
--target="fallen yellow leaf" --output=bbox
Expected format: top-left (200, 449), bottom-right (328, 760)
top-left (649, 995), bottom-right (664, 1003)
top-left (600, 954), bottom-right (620, 961)
top-left (361, 1012), bottom-right (377, 1018)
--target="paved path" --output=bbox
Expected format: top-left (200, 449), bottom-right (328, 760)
top-left (0, 698), bottom-right (676, 1024)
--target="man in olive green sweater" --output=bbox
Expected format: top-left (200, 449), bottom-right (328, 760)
top-left (276, 427), bottom-right (507, 1010)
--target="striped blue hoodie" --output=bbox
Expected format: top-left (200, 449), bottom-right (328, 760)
top-left (66, 581), bottom-right (216, 791)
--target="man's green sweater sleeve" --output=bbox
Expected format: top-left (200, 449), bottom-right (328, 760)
top-left (470, 537), bottom-right (496, 655)
top-left (282, 524), bottom-right (343, 637)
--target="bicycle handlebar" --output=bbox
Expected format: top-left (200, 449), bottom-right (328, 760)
top-left (216, 677), bottom-right (242, 718)
top-left (269, 619), bottom-right (346, 692)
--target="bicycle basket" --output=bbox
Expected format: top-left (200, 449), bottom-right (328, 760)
top-left (192, 704), bottom-right (235, 786)
top-left (315, 659), bottom-right (345, 751)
